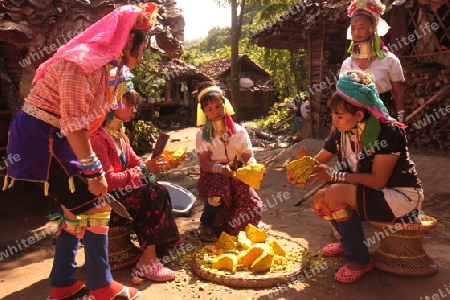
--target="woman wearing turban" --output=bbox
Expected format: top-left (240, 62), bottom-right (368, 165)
top-left (288, 71), bottom-right (423, 283)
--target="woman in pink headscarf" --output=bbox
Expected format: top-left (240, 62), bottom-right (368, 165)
top-left (4, 4), bottom-right (158, 300)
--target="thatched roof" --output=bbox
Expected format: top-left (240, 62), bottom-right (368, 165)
top-left (250, 0), bottom-right (348, 50)
top-left (154, 55), bottom-right (210, 82)
top-left (249, 0), bottom-right (411, 50)
top-left (197, 54), bottom-right (274, 91)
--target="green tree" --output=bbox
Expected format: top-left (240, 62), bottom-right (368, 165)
top-left (199, 27), bottom-right (231, 52)
top-left (182, 1), bottom-right (309, 105)
top-left (133, 50), bottom-right (165, 99)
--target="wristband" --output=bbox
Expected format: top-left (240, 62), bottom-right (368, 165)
top-left (82, 170), bottom-right (105, 180)
top-left (139, 164), bottom-right (148, 175)
top-left (79, 153), bottom-right (99, 166)
top-left (80, 160), bottom-right (102, 171)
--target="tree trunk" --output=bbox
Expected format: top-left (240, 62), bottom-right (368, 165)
top-left (229, 0), bottom-right (244, 122)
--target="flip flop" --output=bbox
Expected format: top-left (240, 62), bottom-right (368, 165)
top-left (198, 226), bottom-right (218, 242)
top-left (335, 260), bottom-right (374, 283)
top-left (320, 243), bottom-right (345, 257)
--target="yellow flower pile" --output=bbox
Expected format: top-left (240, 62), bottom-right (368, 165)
top-left (202, 224), bottom-right (296, 275)
top-left (235, 163), bottom-right (265, 189)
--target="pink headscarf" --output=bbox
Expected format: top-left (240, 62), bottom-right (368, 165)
top-left (33, 5), bottom-right (151, 83)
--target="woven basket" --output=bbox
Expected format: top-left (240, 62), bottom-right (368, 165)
top-left (108, 226), bottom-right (141, 271)
top-left (192, 234), bottom-right (310, 288)
top-left (369, 215), bottom-right (438, 276)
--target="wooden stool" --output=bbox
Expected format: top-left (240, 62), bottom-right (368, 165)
top-left (368, 215), bottom-right (438, 276)
top-left (108, 226), bottom-right (141, 271)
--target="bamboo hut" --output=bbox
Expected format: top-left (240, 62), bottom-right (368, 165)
top-left (198, 54), bottom-right (276, 121)
top-left (139, 55), bottom-right (211, 127)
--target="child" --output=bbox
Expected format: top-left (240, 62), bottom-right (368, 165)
top-left (195, 82), bottom-right (264, 241)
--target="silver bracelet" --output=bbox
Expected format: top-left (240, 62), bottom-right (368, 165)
top-left (331, 171), bottom-right (337, 183)
top-left (338, 172), bottom-right (347, 183)
top-left (212, 163), bottom-right (224, 173)
top-left (79, 153), bottom-right (99, 166)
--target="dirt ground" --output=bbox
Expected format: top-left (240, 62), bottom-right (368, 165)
top-left (0, 125), bottom-right (449, 300)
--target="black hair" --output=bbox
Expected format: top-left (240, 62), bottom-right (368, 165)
top-left (329, 92), bottom-right (370, 120)
top-left (129, 30), bottom-right (149, 57)
top-left (123, 90), bottom-right (140, 108)
top-left (197, 81), bottom-right (224, 111)
top-left (351, 12), bottom-right (376, 26)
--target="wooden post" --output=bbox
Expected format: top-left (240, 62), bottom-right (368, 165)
top-left (307, 29), bottom-right (315, 138)
top-left (318, 22), bottom-right (326, 139)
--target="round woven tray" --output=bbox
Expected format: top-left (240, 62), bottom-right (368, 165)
top-left (192, 234), bottom-right (310, 288)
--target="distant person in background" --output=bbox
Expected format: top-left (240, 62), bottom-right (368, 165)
top-left (340, 0), bottom-right (406, 123)
top-left (291, 95), bottom-right (310, 142)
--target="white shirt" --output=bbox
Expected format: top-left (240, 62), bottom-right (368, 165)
top-left (196, 123), bottom-right (253, 163)
top-left (340, 51), bottom-right (405, 94)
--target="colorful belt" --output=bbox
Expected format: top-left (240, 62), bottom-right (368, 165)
top-left (22, 102), bottom-right (60, 128)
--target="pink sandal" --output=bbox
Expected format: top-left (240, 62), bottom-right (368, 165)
top-left (132, 262), bottom-right (176, 282)
top-left (320, 243), bottom-right (345, 257)
top-left (335, 261), bottom-right (374, 283)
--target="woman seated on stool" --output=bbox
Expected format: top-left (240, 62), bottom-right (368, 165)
top-left (287, 70), bottom-right (423, 283)
top-left (91, 88), bottom-right (181, 282)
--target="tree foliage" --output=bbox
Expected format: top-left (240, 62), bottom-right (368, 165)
top-left (132, 49), bottom-right (165, 99)
top-left (182, 0), bottom-right (309, 102)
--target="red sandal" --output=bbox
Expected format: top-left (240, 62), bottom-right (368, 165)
top-left (320, 243), bottom-right (345, 257)
top-left (334, 261), bottom-right (374, 283)
top-left (48, 281), bottom-right (85, 300)
top-left (88, 281), bottom-right (140, 300)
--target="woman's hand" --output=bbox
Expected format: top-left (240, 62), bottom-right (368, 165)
top-left (309, 164), bottom-right (332, 186)
top-left (87, 175), bottom-right (108, 197)
top-left (286, 170), bottom-right (306, 188)
top-left (220, 165), bottom-right (236, 177)
top-left (145, 155), bottom-right (180, 174)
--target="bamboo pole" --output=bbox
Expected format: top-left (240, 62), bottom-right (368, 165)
top-left (405, 84), bottom-right (450, 123)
